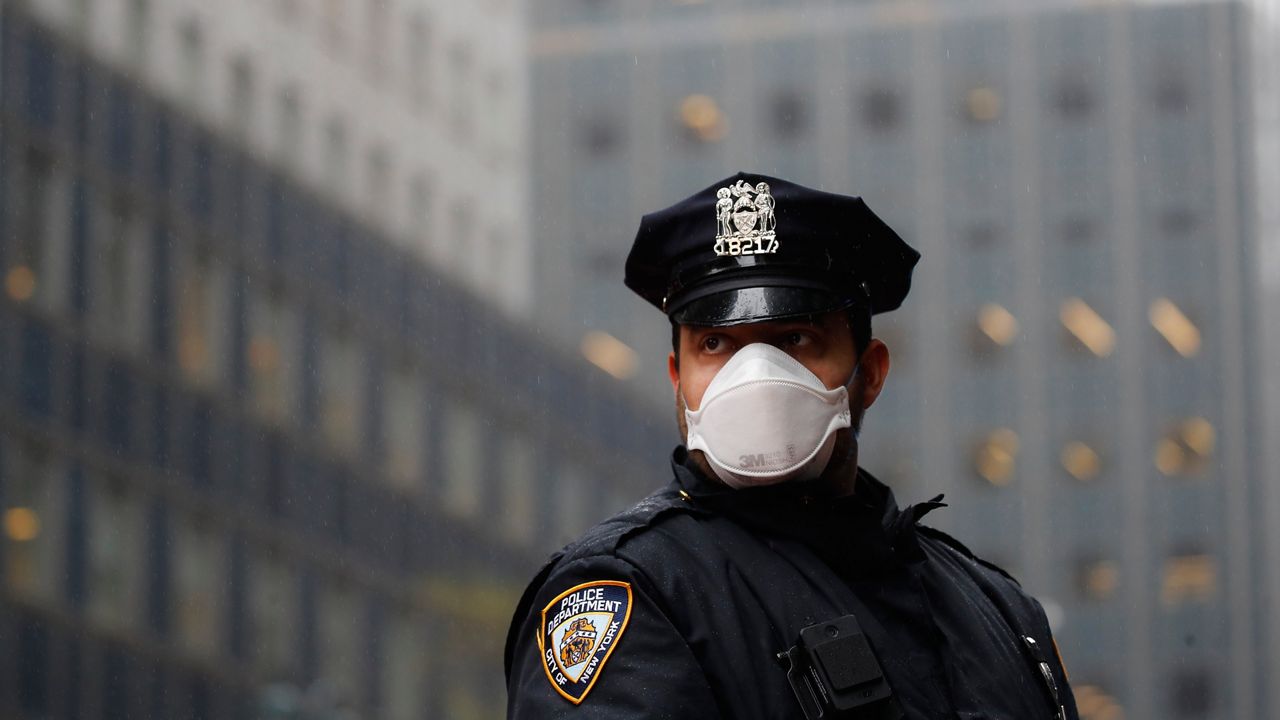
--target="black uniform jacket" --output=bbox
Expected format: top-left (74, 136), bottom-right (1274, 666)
top-left (506, 448), bottom-right (1079, 719)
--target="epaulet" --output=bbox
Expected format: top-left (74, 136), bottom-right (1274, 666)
top-left (503, 486), bottom-right (696, 679)
top-left (916, 525), bottom-right (1021, 587)
top-left (559, 486), bottom-right (697, 564)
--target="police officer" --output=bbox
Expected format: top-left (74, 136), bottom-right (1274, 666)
top-left (505, 173), bottom-right (1079, 719)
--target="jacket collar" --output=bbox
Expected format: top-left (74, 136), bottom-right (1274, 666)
top-left (669, 446), bottom-right (946, 576)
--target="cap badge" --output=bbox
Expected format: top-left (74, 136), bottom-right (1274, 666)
top-left (714, 180), bottom-right (778, 257)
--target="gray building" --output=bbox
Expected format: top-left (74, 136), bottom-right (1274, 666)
top-left (529, 1), bottom-right (1268, 718)
top-left (0, 6), bottom-right (669, 719)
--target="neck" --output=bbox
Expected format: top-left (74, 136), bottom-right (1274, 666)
top-left (809, 425), bottom-right (860, 497)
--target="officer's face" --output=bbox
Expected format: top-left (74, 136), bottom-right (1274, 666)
top-left (667, 310), bottom-right (891, 491)
top-left (669, 311), bottom-right (875, 409)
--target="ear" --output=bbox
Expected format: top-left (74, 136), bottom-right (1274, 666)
top-left (667, 351), bottom-right (680, 394)
top-left (855, 339), bottom-right (891, 411)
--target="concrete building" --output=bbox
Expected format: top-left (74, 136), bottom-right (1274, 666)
top-left (530, 1), bottom-right (1267, 718)
top-left (0, 5), bottom-right (670, 719)
top-left (11, 0), bottom-right (532, 316)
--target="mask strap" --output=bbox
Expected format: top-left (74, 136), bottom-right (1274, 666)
top-left (844, 360), bottom-right (860, 390)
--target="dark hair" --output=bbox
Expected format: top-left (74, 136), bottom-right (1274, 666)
top-left (671, 305), bottom-right (872, 368)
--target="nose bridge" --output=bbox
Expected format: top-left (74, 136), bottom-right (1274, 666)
top-left (723, 323), bottom-right (778, 349)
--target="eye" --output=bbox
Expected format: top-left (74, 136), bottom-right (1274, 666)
top-left (781, 331), bottom-right (813, 348)
top-left (700, 334), bottom-right (730, 354)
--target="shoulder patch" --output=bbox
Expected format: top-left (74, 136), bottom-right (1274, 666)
top-left (538, 580), bottom-right (633, 704)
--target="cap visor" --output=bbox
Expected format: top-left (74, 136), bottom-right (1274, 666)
top-left (670, 286), bottom-right (850, 327)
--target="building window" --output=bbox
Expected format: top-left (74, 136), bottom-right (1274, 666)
top-left (964, 85), bottom-right (1001, 123)
top-left (103, 359), bottom-right (137, 454)
top-left (1075, 557), bottom-right (1119, 601)
top-left (90, 193), bottom-right (148, 353)
top-left (1059, 298), bottom-right (1116, 357)
top-left (448, 42), bottom-right (473, 140)
top-left (859, 86), bottom-right (903, 133)
top-left (1061, 441), bottom-right (1102, 482)
top-left (125, 0), bottom-right (151, 68)
top-left (366, 145), bottom-right (392, 220)
top-left (484, 70), bottom-right (508, 158)
top-left (1148, 298), bottom-right (1201, 358)
top-left (581, 114), bottom-right (623, 158)
top-left (176, 246), bottom-right (227, 388)
top-left (1153, 70), bottom-right (1190, 114)
top-left (443, 400), bottom-right (483, 518)
top-left (3, 439), bottom-right (65, 603)
top-left (964, 222), bottom-right (1003, 248)
top-left (276, 85), bottom-right (303, 171)
top-left (229, 55), bottom-right (255, 141)
top-left (322, 0), bottom-right (345, 54)
top-left (366, 0), bottom-right (390, 83)
top-left (1159, 206), bottom-right (1197, 237)
top-left (1154, 417), bottom-right (1215, 477)
top-left (18, 615), bottom-right (52, 716)
top-left (178, 19), bottom-right (205, 109)
top-left (248, 285), bottom-right (299, 425)
top-left (6, 145), bottom-right (71, 312)
top-left (974, 303), bottom-right (1019, 351)
top-left (250, 551), bottom-right (297, 678)
top-left (768, 89), bottom-right (810, 140)
top-left (406, 14), bottom-right (431, 110)
top-left (499, 433), bottom-right (536, 543)
top-left (87, 474), bottom-right (144, 631)
top-left (1074, 685), bottom-right (1124, 720)
top-left (144, 499), bottom-right (171, 634)
top-left (71, 0), bottom-right (93, 37)
top-left (274, 0), bottom-right (302, 23)
top-left (19, 320), bottom-right (55, 417)
top-left (448, 200), bottom-right (473, 269)
top-left (580, 331), bottom-right (638, 380)
top-left (106, 76), bottom-right (137, 172)
top-left (384, 364), bottom-right (424, 492)
top-left (1169, 669), bottom-right (1213, 717)
top-left (174, 514), bottom-right (224, 659)
top-left (554, 462), bottom-right (588, 543)
top-left (478, 227), bottom-right (504, 289)
top-left (320, 324), bottom-right (364, 459)
top-left (320, 580), bottom-right (361, 708)
top-left (23, 27), bottom-right (58, 129)
top-left (407, 173), bottom-right (432, 249)
top-left (678, 94), bottom-right (726, 143)
top-left (1162, 551), bottom-right (1216, 605)
top-left (383, 608), bottom-right (428, 720)
top-left (1060, 216), bottom-right (1097, 244)
top-left (1053, 77), bottom-right (1095, 120)
top-left (973, 428), bottom-right (1018, 486)
top-left (323, 116), bottom-right (349, 198)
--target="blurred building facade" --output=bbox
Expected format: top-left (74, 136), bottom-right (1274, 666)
top-left (530, 1), bottom-right (1268, 718)
top-left (1250, 2), bottom-right (1280, 714)
top-left (11, 0), bottom-right (533, 315)
top-left (0, 5), bottom-right (672, 720)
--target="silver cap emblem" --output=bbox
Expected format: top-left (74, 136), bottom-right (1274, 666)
top-left (714, 180), bottom-right (778, 257)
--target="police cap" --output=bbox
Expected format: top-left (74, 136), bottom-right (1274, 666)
top-left (624, 172), bottom-right (920, 327)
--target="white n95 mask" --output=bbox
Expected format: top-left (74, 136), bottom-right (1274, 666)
top-left (684, 343), bottom-right (852, 489)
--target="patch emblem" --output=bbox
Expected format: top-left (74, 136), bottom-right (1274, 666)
top-left (539, 580), bottom-right (633, 704)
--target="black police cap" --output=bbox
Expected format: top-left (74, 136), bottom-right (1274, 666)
top-left (624, 172), bottom-right (921, 327)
